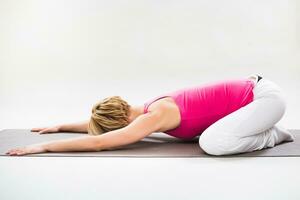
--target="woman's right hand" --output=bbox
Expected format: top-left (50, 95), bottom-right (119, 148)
top-left (31, 126), bottom-right (61, 134)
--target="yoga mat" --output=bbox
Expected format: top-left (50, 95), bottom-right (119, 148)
top-left (0, 129), bottom-right (299, 157)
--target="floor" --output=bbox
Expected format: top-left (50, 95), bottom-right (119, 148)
top-left (1, 156), bottom-right (300, 200)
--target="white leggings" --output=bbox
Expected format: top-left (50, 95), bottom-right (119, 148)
top-left (199, 75), bottom-right (293, 156)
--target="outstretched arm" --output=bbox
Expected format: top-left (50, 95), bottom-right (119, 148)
top-left (6, 110), bottom-right (164, 156)
top-left (31, 120), bottom-right (89, 134)
top-left (56, 120), bottom-right (89, 133)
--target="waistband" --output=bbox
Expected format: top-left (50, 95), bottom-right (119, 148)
top-left (248, 74), bottom-right (263, 86)
top-left (257, 75), bottom-right (263, 82)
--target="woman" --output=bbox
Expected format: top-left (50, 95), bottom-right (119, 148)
top-left (6, 74), bottom-right (294, 156)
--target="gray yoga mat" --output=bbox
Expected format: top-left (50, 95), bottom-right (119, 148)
top-left (0, 129), bottom-right (299, 157)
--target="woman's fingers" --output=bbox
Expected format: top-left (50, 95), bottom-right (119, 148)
top-left (6, 148), bottom-right (25, 156)
top-left (31, 127), bottom-right (53, 134)
top-left (31, 127), bottom-right (46, 132)
top-left (39, 128), bottom-right (50, 134)
top-left (7, 148), bottom-right (29, 156)
top-left (31, 128), bottom-right (47, 134)
top-left (31, 126), bottom-right (60, 134)
top-left (6, 145), bottom-right (46, 156)
top-left (15, 150), bottom-right (26, 155)
top-left (39, 127), bottom-right (55, 134)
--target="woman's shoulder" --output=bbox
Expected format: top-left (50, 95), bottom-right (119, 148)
top-left (146, 97), bottom-right (176, 112)
top-left (146, 97), bottom-right (181, 132)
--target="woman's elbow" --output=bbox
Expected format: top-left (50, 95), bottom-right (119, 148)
top-left (89, 136), bottom-right (102, 152)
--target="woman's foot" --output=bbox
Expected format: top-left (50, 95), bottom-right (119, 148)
top-left (274, 125), bottom-right (294, 143)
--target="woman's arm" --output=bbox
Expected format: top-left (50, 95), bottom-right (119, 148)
top-left (58, 120), bottom-right (89, 133)
top-left (6, 110), bottom-right (165, 156)
top-left (31, 120), bottom-right (89, 134)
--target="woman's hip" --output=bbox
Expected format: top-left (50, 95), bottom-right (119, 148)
top-left (249, 75), bottom-right (286, 102)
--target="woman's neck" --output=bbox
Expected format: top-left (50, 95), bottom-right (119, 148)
top-left (128, 105), bottom-right (144, 123)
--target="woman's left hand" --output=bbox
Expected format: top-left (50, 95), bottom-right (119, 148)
top-left (6, 145), bottom-right (47, 156)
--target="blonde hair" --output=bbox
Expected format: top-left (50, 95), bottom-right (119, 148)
top-left (87, 96), bottom-right (131, 135)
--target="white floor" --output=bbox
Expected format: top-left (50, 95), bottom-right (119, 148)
top-left (1, 156), bottom-right (300, 200)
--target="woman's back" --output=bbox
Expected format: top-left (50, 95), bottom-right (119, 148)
top-left (144, 78), bottom-right (255, 140)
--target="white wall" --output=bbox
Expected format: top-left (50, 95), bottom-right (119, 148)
top-left (0, 0), bottom-right (299, 129)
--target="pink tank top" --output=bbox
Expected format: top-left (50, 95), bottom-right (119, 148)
top-left (144, 78), bottom-right (255, 140)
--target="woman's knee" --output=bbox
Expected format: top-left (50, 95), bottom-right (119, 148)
top-left (260, 80), bottom-right (287, 116)
top-left (271, 94), bottom-right (286, 123)
top-left (277, 94), bottom-right (286, 114)
top-left (199, 129), bottom-right (242, 156)
top-left (199, 129), bottom-right (226, 156)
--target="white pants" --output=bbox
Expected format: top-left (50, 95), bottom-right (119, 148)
top-left (199, 75), bottom-right (294, 156)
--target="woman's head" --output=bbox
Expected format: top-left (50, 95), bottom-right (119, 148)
top-left (87, 96), bottom-right (131, 135)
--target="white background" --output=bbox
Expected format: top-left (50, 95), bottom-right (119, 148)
top-left (0, 0), bottom-right (299, 129)
top-left (0, 1), bottom-right (299, 200)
